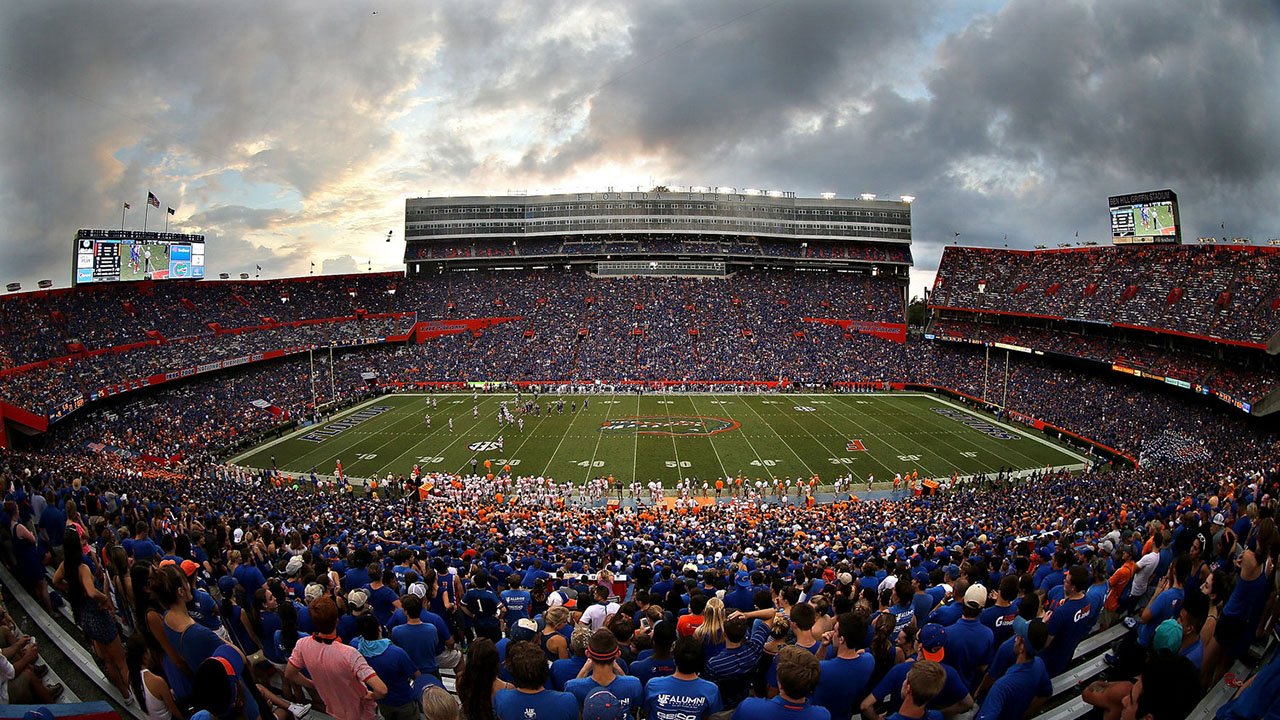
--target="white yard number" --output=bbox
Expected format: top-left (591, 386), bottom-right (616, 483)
top-left (710, 400), bottom-right (732, 405)
top-left (576, 460), bottom-right (605, 468)
top-left (897, 455), bottom-right (921, 462)
top-left (856, 401), bottom-right (870, 405)
top-left (417, 456), bottom-right (445, 464)
top-left (656, 400), bottom-right (674, 405)
top-left (760, 400), bottom-right (780, 405)
top-left (665, 461), bottom-right (692, 468)
top-left (356, 453), bottom-right (377, 461)
top-left (599, 400), bottom-right (621, 404)
top-left (829, 458), bottom-right (856, 465)
top-left (793, 406), bottom-right (816, 412)
top-left (494, 458), bottom-right (521, 466)
top-left (959, 451), bottom-right (978, 458)
top-left (811, 400), bottom-right (829, 404)
top-left (750, 459), bottom-right (778, 467)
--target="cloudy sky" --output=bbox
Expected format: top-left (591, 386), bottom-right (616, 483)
top-left (2, 0), bottom-right (1277, 296)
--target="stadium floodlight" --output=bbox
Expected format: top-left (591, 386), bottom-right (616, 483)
top-left (900, 195), bottom-right (915, 203)
top-left (820, 192), bottom-right (837, 199)
top-left (716, 186), bottom-right (736, 194)
top-left (744, 188), bottom-right (761, 196)
top-left (860, 193), bottom-right (877, 201)
top-left (767, 190), bottom-right (785, 198)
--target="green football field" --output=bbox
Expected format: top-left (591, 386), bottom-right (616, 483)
top-left (230, 392), bottom-right (1088, 488)
top-left (1132, 203), bottom-right (1175, 236)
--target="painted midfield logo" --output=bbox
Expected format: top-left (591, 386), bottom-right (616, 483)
top-left (598, 415), bottom-right (740, 436)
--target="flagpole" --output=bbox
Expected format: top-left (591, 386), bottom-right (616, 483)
top-left (144, 204), bottom-right (149, 232)
top-left (121, 204), bottom-right (127, 231)
top-left (165, 214), bottom-right (169, 233)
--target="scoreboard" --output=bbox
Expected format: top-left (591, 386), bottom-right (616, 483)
top-left (73, 229), bottom-right (205, 285)
top-left (1108, 189), bottom-right (1180, 244)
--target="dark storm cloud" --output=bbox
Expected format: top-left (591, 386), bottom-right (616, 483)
top-left (0, 0), bottom-right (1277, 291)
top-left (526, 0), bottom-right (1279, 268)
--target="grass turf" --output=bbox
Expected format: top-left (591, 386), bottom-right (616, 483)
top-left (230, 392), bottom-right (1088, 487)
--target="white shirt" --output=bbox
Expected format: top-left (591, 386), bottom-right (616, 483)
top-left (1131, 551), bottom-right (1160, 596)
top-left (0, 651), bottom-right (13, 703)
top-left (579, 601), bottom-right (620, 631)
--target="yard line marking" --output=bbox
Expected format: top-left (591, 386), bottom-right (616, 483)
top-left (539, 397), bottom-right (593, 478)
top-left (739, 396), bottom-right (816, 478)
top-left (583, 394), bottom-right (620, 483)
top-left (686, 394), bottom-right (731, 482)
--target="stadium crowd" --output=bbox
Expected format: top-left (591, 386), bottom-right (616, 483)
top-left (930, 245), bottom-right (1280, 346)
top-left (930, 318), bottom-right (1279, 404)
top-left (0, 362), bottom-right (1276, 719)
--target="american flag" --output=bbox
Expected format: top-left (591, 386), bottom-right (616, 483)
top-left (147, 191), bottom-right (160, 208)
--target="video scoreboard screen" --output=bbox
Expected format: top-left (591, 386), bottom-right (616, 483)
top-left (1109, 189), bottom-right (1180, 244)
top-left (73, 229), bottom-right (205, 284)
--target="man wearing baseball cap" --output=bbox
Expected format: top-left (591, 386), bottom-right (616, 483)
top-left (973, 619), bottom-right (1051, 720)
top-left (860, 626), bottom-right (972, 720)
top-left (943, 584), bottom-right (994, 692)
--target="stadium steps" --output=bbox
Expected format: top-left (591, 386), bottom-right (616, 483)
top-left (1036, 697), bottom-right (1089, 720)
top-left (0, 563), bottom-right (97, 708)
top-left (1189, 659), bottom-right (1249, 720)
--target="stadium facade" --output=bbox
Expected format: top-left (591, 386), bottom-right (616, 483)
top-left (403, 189), bottom-right (913, 275)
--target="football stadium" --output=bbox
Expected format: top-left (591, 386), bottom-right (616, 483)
top-left (1, 5), bottom-right (1278, 720)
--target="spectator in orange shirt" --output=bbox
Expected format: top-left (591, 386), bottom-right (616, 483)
top-left (678, 595), bottom-right (709, 637)
top-left (1101, 546), bottom-right (1137, 629)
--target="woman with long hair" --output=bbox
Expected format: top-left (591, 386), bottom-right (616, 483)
top-left (693, 596), bottom-right (727, 657)
top-left (55, 527), bottom-right (133, 703)
top-left (1198, 569), bottom-right (1231, 654)
top-left (529, 577), bottom-right (548, 618)
top-left (868, 610), bottom-right (898, 686)
top-left (5, 500), bottom-right (51, 612)
top-left (126, 635), bottom-right (183, 720)
top-left (273, 601), bottom-right (308, 705)
top-left (540, 606), bottom-right (571, 661)
top-left (455, 638), bottom-right (511, 720)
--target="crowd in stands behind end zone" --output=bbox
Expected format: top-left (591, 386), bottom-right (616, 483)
top-left (930, 245), bottom-right (1280, 346)
top-left (0, 346), bottom-right (1277, 719)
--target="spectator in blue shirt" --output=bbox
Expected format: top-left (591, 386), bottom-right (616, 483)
top-left (462, 571), bottom-right (502, 642)
top-left (1041, 566), bottom-right (1094, 676)
top-left (724, 571), bottom-right (757, 614)
top-left (943, 584), bottom-right (994, 692)
top-left (1137, 555), bottom-right (1189, 649)
top-left (973, 619), bottom-right (1052, 720)
top-left (1085, 558), bottom-right (1110, 627)
top-left (565, 630), bottom-right (643, 716)
top-left (979, 575), bottom-right (1021, 648)
top-left (500, 573), bottom-right (532, 625)
top-left (551, 627), bottom-right (594, 691)
top-left (886, 660), bottom-right (948, 720)
top-left (732, 645), bottom-right (830, 720)
top-left (928, 577), bottom-right (967, 627)
top-left (353, 613), bottom-right (420, 720)
top-left (704, 612), bottom-right (773, 709)
top-left (811, 612), bottom-right (875, 720)
top-left (862, 623), bottom-right (973, 720)
top-left (631, 620), bottom-right (678, 687)
top-left (390, 593), bottom-right (440, 676)
top-left (493, 640), bottom-right (578, 720)
top-left (644, 636), bottom-right (723, 720)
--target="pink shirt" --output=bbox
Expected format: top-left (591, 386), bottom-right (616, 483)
top-left (288, 637), bottom-right (378, 720)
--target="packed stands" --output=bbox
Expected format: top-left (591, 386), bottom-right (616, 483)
top-left (1, 255), bottom-right (1278, 720)
top-left (930, 245), bottom-right (1280, 347)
